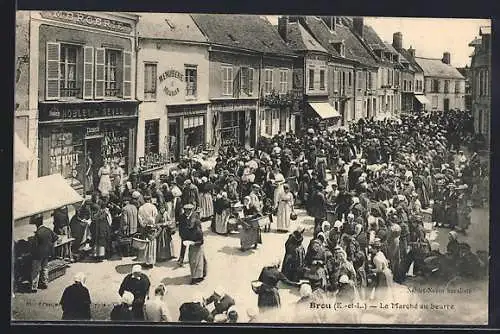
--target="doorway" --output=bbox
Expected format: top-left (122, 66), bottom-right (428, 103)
top-left (444, 98), bottom-right (450, 112)
top-left (169, 119), bottom-right (180, 161)
top-left (85, 137), bottom-right (102, 194)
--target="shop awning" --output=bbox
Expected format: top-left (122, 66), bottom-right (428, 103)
top-left (414, 94), bottom-right (430, 105)
top-left (14, 132), bottom-right (34, 163)
top-left (308, 102), bottom-right (341, 119)
top-left (13, 174), bottom-right (83, 221)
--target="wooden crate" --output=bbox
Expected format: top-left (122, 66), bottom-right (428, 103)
top-left (47, 259), bottom-right (69, 283)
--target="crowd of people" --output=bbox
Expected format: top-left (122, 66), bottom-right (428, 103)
top-left (21, 109), bottom-right (489, 322)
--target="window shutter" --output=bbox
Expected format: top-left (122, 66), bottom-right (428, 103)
top-left (45, 42), bottom-right (60, 100)
top-left (233, 68), bottom-right (241, 98)
top-left (123, 51), bottom-right (132, 99)
top-left (94, 48), bottom-right (105, 99)
top-left (83, 46), bottom-right (94, 99)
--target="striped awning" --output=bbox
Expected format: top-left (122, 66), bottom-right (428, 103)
top-left (414, 94), bottom-right (430, 105)
top-left (308, 102), bottom-right (341, 119)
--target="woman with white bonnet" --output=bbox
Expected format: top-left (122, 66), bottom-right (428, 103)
top-left (110, 290), bottom-right (135, 321)
top-left (276, 184), bottom-right (294, 233)
top-left (214, 191), bottom-right (231, 235)
top-left (60, 272), bottom-right (91, 320)
top-left (198, 176), bottom-right (214, 221)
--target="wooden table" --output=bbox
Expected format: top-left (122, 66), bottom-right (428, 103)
top-left (54, 236), bottom-right (75, 260)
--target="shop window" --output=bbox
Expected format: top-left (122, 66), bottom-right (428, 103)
top-left (184, 116), bottom-right (204, 152)
top-left (220, 111), bottom-right (241, 146)
top-left (59, 44), bottom-right (81, 98)
top-left (145, 119), bottom-right (160, 155)
top-left (241, 67), bottom-right (254, 95)
top-left (144, 63), bottom-right (157, 100)
top-left (320, 70), bottom-right (326, 91)
top-left (432, 79), bottom-right (440, 93)
top-left (264, 69), bottom-right (273, 94)
top-left (185, 65), bottom-right (198, 97)
top-left (49, 129), bottom-right (84, 187)
top-left (279, 70), bottom-right (288, 94)
top-left (222, 66), bottom-right (233, 96)
top-left (104, 49), bottom-right (122, 97)
top-left (308, 68), bottom-right (315, 90)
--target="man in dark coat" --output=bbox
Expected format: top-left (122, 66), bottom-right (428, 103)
top-left (118, 265), bottom-right (151, 320)
top-left (204, 287), bottom-right (236, 317)
top-left (310, 183), bottom-right (327, 238)
top-left (181, 180), bottom-right (200, 209)
top-left (30, 215), bottom-right (59, 293)
top-left (348, 161), bottom-right (363, 192)
top-left (60, 272), bottom-right (91, 320)
top-left (53, 206), bottom-right (70, 235)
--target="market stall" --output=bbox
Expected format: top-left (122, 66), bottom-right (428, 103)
top-left (13, 174), bottom-right (84, 290)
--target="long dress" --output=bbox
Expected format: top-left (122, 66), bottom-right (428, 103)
top-left (137, 203), bottom-right (159, 265)
top-left (214, 197), bottom-right (231, 235)
top-left (372, 251), bottom-right (394, 301)
top-left (187, 224), bottom-right (207, 280)
top-left (156, 206), bottom-right (176, 261)
top-left (281, 236), bottom-right (306, 282)
top-left (199, 183), bottom-right (214, 220)
top-left (98, 165), bottom-right (113, 196)
top-left (240, 206), bottom-right (262, 250)
top-left (276, 192), bottom-right (294, 231)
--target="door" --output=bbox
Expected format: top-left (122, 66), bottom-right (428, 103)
top-left (239, 110), bottom-right (246, 146)
top-left (444, 98), bottom-right (450, 112)
top-left (169, 119), bottom-right (179, 161)
top-left (85, 137), bottom-right (102, 194)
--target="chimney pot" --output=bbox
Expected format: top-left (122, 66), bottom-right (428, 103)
top-left (392, 32), bottom-right (403, 50)
top-left (353, 17), bottom-right (364, 38)
top-left (442, 51), bottom-right (451, 65)
top-left (408, 46), bottom-right (415, 58)
top-left (278, 16), bottom-right (288, 42)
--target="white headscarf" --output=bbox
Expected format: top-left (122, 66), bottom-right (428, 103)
top-left (121, 291), bottom-right (134, 305)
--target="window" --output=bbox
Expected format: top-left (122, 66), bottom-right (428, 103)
top-left (409, 81), bottom-right (412, 91)
top-left (264, 69), bottom-right (273, 94)
top-left (308, 68), bottom-right (315, 90)
top-left (432, 96), bottom-right (438, 109)
top-left (144, 119), bottom-right (160, 155)
top-left (185, 65), bottom-right (198, 97)
top-left (444, 80), bottom-right (449, 94)
top-left (319, 70), bottom-right (326, 90)
top-left (432, 79), bottom-right (439, 93)
top-left (279, 69), bottom-right (288, 94)
top-left (144, 63), bottom-right (157, 100)
top-left (105, 50), bottom-right (121, 97)
top-left (59, 44), bottom-right (80, 97)
top-left (348, 72), bottom-right (352, 87)
top-left (455, 80), bottom-right (460, 93)
top-left (241, 67), bottom-right (254, 95)
top-left (403, 80), bottom-right (407, 91)
top-left (222, 66), bottom-right (233, 96)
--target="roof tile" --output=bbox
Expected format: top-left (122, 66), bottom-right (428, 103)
top-left (414, 57), bottom-right (465, 79)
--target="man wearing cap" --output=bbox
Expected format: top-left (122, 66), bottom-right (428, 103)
top-left (60, 272), bottom-right (91, 320)
top-left (177, 203), bottom-right (198, 267)
top-left (204, 286), bottom-right (235, 318)
top-left (118, 264), bottom-right (151, 320)
top-left (178, 294), bottom-right (213, 322)
top-left (30, 215), bottom-right (59, 293)
top-left (310, 183), bottom-right (327, 238)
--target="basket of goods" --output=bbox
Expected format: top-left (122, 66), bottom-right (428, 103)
top-left (47, 259), bottom-right (69, 282)
top-left (251, 280), bottom-right (263, 293)
top-left (131, 237), bottom-right (149, 250)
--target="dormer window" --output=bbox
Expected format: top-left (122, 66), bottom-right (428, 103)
top-left (332, 41), bottom-right (346, 57)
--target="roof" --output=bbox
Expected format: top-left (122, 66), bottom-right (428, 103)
top-left (414, 57), bottom-right (465, 79)
top-left (191, 14), bottom-right (295, 56)
top-left (285, 21), bottom-right (328, 53)
top-left (136, 13), bottom-right (208, 42)
top-left (480, 26), bottom-right (491, 35)
top-left (304, 16), bottom-right (378, 67)
top-left (383, 42), bottom-right (399, 55)
top-left (397, 48), bottom-right (424, 73)
top-left (468, 37), bottom-right (482, 47)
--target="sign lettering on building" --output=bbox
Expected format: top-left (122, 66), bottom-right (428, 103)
top-left (159, 70), bottom-right (184, 97)
top-left (212, 101), bottom-right (256, 112)
top-left (86, 126), bottom-right (100, 136)
top-left (39, 103), bottom-right (138, 122)
top-left (39, 11), bottom-right (133, 34)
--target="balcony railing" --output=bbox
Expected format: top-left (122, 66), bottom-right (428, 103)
top-left (60, 87), bottom-right (81, 98)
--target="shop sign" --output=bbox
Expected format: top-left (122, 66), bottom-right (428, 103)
top-left (213, 101), bottom-right (256, 112)
top-left (39, 103), bottom-right (138, 122)
top-left (86, 126), bottom-right (100, 136)
top-left (39, 11), bottom-right (133, 34)
top-left (159, 70), bottom-right (184, 97)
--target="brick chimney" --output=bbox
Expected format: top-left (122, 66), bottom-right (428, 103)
top-left (392, 32), bottom-right (402, 50)
top-left (408, 46), bottom-right (415, 58)
top-left (352, 17), bottom-right (364, 38)
top-left (278, 16), bottom-right (288, 42)
top-left (442, 52), bottom-right (451, 65)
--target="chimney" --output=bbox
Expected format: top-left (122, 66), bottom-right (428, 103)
top-left (442, 51), bottom-right (451, 65)
top-left (392, 32), bottom-right (402, 50)
top-left (278, 16), bottom-right (288, 42)
top-left (320, 16), bottom-right (336, 31)
top-left (353, 17), bottom-right (364, 38)
top-left (408, 46), bottom-right (415, 58)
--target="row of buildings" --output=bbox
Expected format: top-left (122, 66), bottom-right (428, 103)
top-left (14, 12), bottom-right (468, 194)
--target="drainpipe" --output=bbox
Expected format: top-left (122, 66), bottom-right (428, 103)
top-left (134, 32), bottom-right (140, 168)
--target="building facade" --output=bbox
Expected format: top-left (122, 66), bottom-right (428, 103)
top-left (469, 26), bottom-right (491, 145)
top-left (31, 11), bottom-right (139, 195)
top-left (192, 14), bottom-right (296, 149)
top-left (415, 53), bottom-right (466, 112)
top-left (136, 13), bottom-right (210, 172)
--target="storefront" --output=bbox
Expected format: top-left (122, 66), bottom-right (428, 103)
top-left (167, 104), bottom-right (208, 161)
top-left (38, 101), bottom-right (138, 195)
top-left (211, 100), bottom-right (257, 149)
top-left (305, 97), bottom-right (341, 131)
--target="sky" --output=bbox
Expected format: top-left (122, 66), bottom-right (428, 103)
top-left (265, 16), bottom-right (490, 68)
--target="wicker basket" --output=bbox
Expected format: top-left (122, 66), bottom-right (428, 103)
top-left (131, 238), bottom-right (149, 250)
top-left (47, 259), bottom-right (68, 282)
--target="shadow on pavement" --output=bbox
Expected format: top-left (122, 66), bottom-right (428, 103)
top-left (115, 263), bottom-right (135, 274)
top-left (218, 245), bottom-right (256, 256)
top-left (154, 259), bottom-right (179, 269)
top-left (161, 274), bottom-right (191, 286)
